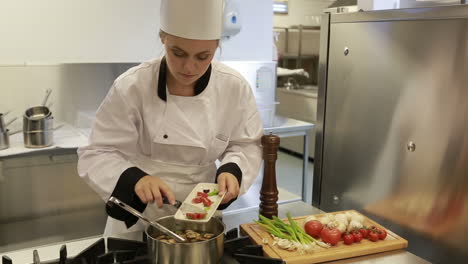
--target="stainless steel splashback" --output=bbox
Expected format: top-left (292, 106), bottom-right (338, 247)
top-left (314, 5), bottom-right (468, 261)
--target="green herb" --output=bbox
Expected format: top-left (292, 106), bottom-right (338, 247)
top-left (255, 213), bottom-right (320, 245)
top-left (208, 189), bottom-right (219, 196)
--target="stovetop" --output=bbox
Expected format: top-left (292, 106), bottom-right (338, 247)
top-left (1, 227), bottom-right (285, 264)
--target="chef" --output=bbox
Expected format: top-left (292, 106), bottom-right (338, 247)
top-left (77, 0), bottom-right (263, 235)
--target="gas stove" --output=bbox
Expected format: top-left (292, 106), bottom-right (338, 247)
top-left (1, 227), bottom-right (285, 264)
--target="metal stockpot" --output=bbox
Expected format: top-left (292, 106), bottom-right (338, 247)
top-left (1, 113), bottom-right (17, 133)
top-left (0, 129), bottom-right (10, 150)
top-left (23, 116), bottom-right (54, 132)
top-left (0, 129), bottom-right (21, 150)
top-left (23, 130), bottom-right (53, 148)
top-left (0, 113), bottom-right (5, 132)
top-left (24, 106), bottom-right (52, 119)
top-left (146, 216), bottom-right (225, 264)
top-left (23, 106), bottom-right (53, 131)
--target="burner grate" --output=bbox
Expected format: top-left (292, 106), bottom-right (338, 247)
top-left (2, 227), bottom-right (285, 264)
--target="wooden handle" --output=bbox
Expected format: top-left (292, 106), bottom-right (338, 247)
top-left (260, 134), bottom-right (280, 219)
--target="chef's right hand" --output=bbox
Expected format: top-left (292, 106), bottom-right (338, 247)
top-left (134, 176), bottom-right (176, 208)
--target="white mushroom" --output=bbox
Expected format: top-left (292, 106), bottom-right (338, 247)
top-left (337, 222), bottom-right (347, 233)
top-left (319, 214), bottom-right (335, 225)
top-left (277, 239), bottom-right (295, 250)
top-left (335, 213), bottom-right (348, 225)
top-left (347, 220), bottom-right (363, 231)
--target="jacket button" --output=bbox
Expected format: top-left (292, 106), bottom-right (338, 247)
top-left (163, 134), bottom-right (168, 139)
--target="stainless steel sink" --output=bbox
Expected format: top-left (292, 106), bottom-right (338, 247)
top-left (297, 85), bottom-right (318, 91)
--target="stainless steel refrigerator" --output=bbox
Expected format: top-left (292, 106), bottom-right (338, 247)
top-left (314, 5), bottom-right (468, 262)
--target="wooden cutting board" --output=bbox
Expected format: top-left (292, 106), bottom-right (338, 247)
top-left (240, 210), bottom-right (408, 264)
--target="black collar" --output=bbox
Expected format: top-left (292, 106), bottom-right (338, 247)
top-left (157, 57), bottom-right (212, 101)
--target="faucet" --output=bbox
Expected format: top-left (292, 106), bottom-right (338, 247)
top-left (284, 77), bottom-right (299, 90)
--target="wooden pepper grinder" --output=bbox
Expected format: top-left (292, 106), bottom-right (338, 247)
top-left (260, 133), bottom-right (280, 219)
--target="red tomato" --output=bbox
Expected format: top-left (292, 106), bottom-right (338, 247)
top-left (196, 212), bottom-right (206, 219)
top-left (352, 231), bottom-right (363, 243)
top-left (186, 212), bottom-right (206, 220)
top-left (358, 228), bottom-right (369, 238)
top-left (304, 220), bottom-right (323, 238)
top-left (320, 228), bottom-right (342, 246)
top-left (343, 232), bottom-right (354, 245)
top-left (201, 197), bottom-right (213, 207)
top-left (378, 229), bottom-right (387, 240)
top-left (197, 192), bottom-right (208, 198)
top-left (192, 197), bottom-right (202, 204)
top-left (186, 213), bottom-right (195, 219)
top-left (368, 230), bottom-right (379, 242)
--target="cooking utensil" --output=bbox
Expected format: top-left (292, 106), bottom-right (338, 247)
top-left (0, 130), bottom-right (10, 150)
top-left (42, 89), bottom-right (52, 107)
top-left (2, 256), bottom-right (12, 264)
top-left (59, 245), bottom-right (67, 264)
top-left (0, 114), bottom-right (17, 133)
top-left (4, 117), bottom-right (17, 128)
top-left (0, 129), bottom-right (20, 150)
top-left (23, 123), bottom-right (63, 149)
top-left (33, 249), bottom-right (41, 264)
top-left (24, 106), bottom-right (52, 121)
top-left (107, 197), bottom-right (186, 243)
top-left (23, 114), bottom-right (53, 132)
top-left (23, 130), bottom-right (53, 148)
top-left (146, 215), bottom-right (225, 264)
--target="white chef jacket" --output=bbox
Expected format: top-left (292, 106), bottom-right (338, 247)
top-left (77, 58), bottom-right (263, 235)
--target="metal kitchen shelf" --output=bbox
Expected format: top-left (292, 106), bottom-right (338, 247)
top-left (281, 53), bottom-right (318, 59)
top-left (274, 25), bottom-right (321, 68)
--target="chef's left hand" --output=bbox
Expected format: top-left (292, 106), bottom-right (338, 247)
top-left (217, 172), bottom-right (240, 204)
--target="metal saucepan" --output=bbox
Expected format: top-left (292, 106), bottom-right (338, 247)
top-left (0, 129), bottom-right (22, 150)
top-left (146, 216), bottom-right (225, 264)
top-left (107, 196), bottom-right (225, 264)
top-left (23, 113), bottom-right (53, 132)
top-left (23, 130), bottom-right (53, 148)
top-left (0, 114), bottom-right (17, 133)
top-left (23, 124), bottom-right (63, 149)
top-left (24, 106), bottom-right (52, 121)
top-left (25, 88), bottom-right (52, 120)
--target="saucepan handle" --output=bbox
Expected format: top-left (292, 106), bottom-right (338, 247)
top-left (8, 129), bottom-right (22, 136)
top-left (4, 117), bottom-right (17, 128)
top-left (107, 196), bottom-right (186, 242)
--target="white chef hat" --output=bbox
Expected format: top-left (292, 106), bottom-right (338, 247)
top-left (160, 0), bottom-right (224, 40)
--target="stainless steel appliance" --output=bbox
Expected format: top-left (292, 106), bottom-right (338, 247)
top-left (314, 5), bottom-right (468, 263)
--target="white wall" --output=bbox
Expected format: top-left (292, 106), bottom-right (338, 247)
top-left (0, 0), bottom-right (161, 64)
top-left (219, 0), bottom-right (273, 61)
top-left (274, 0), bottom-right (332, 28)
top-left (0, 0), bottom-right (274, 129)
top-left (0, 0), bottom-right (272, 63)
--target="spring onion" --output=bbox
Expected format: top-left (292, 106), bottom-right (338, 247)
top-left (255, 213), bottom-right (330, 252)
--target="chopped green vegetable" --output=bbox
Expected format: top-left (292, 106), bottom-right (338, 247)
top-left (208, 189), bottom-right (219, 196)
top-left (256, 212), bottom-right (328, 249)
top-left (204, 207), bottom-right (210, 212)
